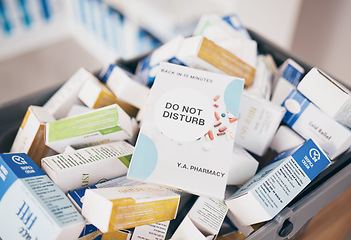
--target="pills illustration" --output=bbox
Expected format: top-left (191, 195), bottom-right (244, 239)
top-left (219, 126), bottom-right (227, 132)
top-left (214, 122), bottom-right (222, 127)
top-left (213, 95), bottom-right (220, 101)
top-left (214, 112), bottom-right (220, 121)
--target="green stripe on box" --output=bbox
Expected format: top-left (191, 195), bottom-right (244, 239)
top-left (48, 106), bottom-right (119, 142)
top-left (118, 154), bottom-right (132, 168)
top-left (98, 126), bottom-right (123, 135)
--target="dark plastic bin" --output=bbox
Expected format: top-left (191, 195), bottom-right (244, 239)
top-left (0, 30), bottom-right (350, 240)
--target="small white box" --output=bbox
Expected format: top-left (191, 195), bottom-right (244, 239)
top-left (176, 36), bottom-right (255, 87)
top-left (235, 92), bottom-right (286, 156)
top-left (171, 196), bottom-right (228, 240)
top-left (106, 65), bottom-right (150, 110)
top-left (10, 106), bottom-right (56, 167)
top-left (81, 184), bottom-right (180, 233)
top-left (45, 104), bottom-right (133, 153)
top-left (41, 141), bottom-right (134, 193)
top-left (282, 89), bottom-right (351, 159)
top-left (271, 59), bottom-right (304, 105)
top-left (227, 145), bottom-right (259, 186)
top-left (225, 139), bottom-right (330, 226)
top-left (297, 67), bottom-right (351, 128)
top-left (0, 153), bottom-right (85, 240)
top-left (270, 125), bottom-right (305, 153)
top-left (43, 68), bottom-right (97, 119)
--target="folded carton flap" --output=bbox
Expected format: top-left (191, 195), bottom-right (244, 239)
top-left (171, 215), bottom-right (211, 240)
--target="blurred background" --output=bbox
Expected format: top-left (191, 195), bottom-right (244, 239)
top-left (0, 0), bottom-right (350, 106)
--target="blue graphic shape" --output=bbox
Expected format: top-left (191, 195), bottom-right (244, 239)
top-left (224, 79), bottom-right (244, 117)
top-left (128, 133), bottom-right (158, 180)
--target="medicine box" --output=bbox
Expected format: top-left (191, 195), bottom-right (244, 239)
top-left (297, 67), bottom-right (351, 128)
top-left (225, 139), bottom-right (330, 226)
top-left (128, 62), bottom-right (244, 199)
top-left (41, 141), bottom-right (134, 193)
top-left (171, 196), bottom-right (228, 240)
top-left (282, 89), bottom-right (351, 159)
top-left (0, 153), bottom-right (85, 240)
top-left (81, 183), bottom-right (180, 232)
top-left (45, 104), bottom-right (133, 153)
top-left (176, 36), bottom-right (255, 87)
top-left (235, 91), bottom-right (286, 156)
top-left (10, 105), bottom-right (56, 167)
top-left (43, 68), bottom-right (98, 119)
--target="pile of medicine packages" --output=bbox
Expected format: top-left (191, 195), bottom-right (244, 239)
top-left (1, 13), bottom-right (350, 240)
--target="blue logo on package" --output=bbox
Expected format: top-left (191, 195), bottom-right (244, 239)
top-left (282, 89), bottom-right (310, 127)
top-left (282, 64), bottom-right (303, 86)
top-left (292, 139), bottom-right (330, 181)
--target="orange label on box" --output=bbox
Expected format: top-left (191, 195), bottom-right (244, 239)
top-left (108, 197), bottom-right (179, 231)
top-left (20, 109), bottom-right (31, 129)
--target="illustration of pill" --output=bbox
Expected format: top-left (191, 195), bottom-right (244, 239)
top-left (202, 141), bottom-right (211, 151)
top-left (229, 117), bottom-right (238, 123)
top-left (214, 122), bottom-right (221, 127)
top-left (213, 103), bottom-right (219, 108)
top-left (221, 113), bottom-right (226, 117)
top-left (217, 132), bottom-right (226, 136)
top-left (213, 95), bottom-right (220, 101)
top-left (219, 126), bottom-right (227, 132)
top-left (207, 130), bottom-right (214, 140)
top-left (214, 112), bottom-right (220, 121)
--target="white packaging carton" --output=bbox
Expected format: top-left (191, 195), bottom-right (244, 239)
top-left (270, 125), bottom-right (305, 153)
top-left (41, 141), bottom-right (134, 193)
top-left (225, 139), bottom-right (331, 226)
top-left (271, 59), bottom-right (304, 105)
top-left (128, 63), bottom-right (244, 199)
top-left (67, 176), bottom-right (170, 240)
top-left (176, 36), bottom-right (255, 87)
top-left (81, 184), bottom-right (180, 233)
top-left (235, 92), bottom-right (286, 156)
top-left (43, 68), bottom-right (97, 119)
top-left (106, 65), bottom-right (150, 110)
top-left (227, 145), bottom-right (259, 186)
top-left (171, 196), bottom-right (228, 240)
top-left (45, 104), bottom-right (133, 153)
top-left (297, 67), bottom-right (351, 128)
top-left (10, 106), bottom-right (56, 167)
top-left (282, 89), bottom-right (351, 159)
top-left (0, 153), bottom-right (85, 240)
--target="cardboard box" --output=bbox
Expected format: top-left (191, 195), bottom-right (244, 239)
top-left (227, 144), bottom-right (259, 186)
top-left (10, 106), bottom-right (56, 167)
top-left (45, 104), bottom-right (133, 153)
top-left (297, 67), bottom-right (351, 128)
top-left (176, 36), bottom-right (255, 87)
top-left (271, 59), bottom-right (304, 105)
top-left (171, 196), bottom-right (228, 240)
top-left (81, 184), bottom-right (180, 232)
top-left (270, 125), bottom-right (305, 153)
top-left (43, 68), bottom-right (97, 119)
top-left (41, 141), bottom-right (134, 193)
top-left (67, 176), bottom-right (170, 240)
top-left (282, 89), bottom-right (351, 159)
top-left (0, 153), bottom-right (85, 240)
top-left (225, 139), bottom-right (330, 226)
top-left (128, 62), bottom-right (244, 199)
top-left (106, 65), bottom-right (150, 110)
top-left (235, 92), bottom-right (286, 156)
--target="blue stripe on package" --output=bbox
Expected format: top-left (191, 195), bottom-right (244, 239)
top-left (282, 63), bottom-right (304, 86)
top-left (292, 139), bottom-right (330, 181)
top-left (282, 89), bottom-right (310, 127)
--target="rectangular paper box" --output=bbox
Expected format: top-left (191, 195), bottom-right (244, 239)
top-left (42, 141), bottom-right (134, 193)
top-left (171, 196), bottom-right (228, 240)
top-left (271, 58), bottom-right (304, 105)
top-left (235, 91), bottom-right (286, 156)
top-left (270, 125), bottom-right (305, 153)
top-left (176, 36), bottom-right (255, 87)
top-left (68, 176), bottom-right (170, 240)
top-left (225, 139), bottom-right (330, 226)
top-left (128, 62), bottom-right (244, 199)
top-left (0, 153), bottom-right (85, 240)
top-left (282, 89), bottom-right (351, 159)
top-left (43, 68), bottom-right (98, 119)
top-left (297, 67), bottom-right (351, 128)
top-left (10, 105), bottom-right (56, 167)
top-left (81, 184), bottom-right (180, 233)
top-left (45, 104), bottom-right (133, 153)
